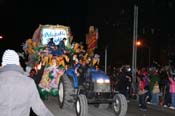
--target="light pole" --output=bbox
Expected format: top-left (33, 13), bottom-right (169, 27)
top-left (148, 47), bottom-right (151, 66)
top-left (105, 46), bottom-right (108, 74)
top-left (132, 5), bottom-right (138, 94)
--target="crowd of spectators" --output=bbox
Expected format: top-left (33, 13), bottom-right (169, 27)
top-left (109, 64), bottom-right (175, 111)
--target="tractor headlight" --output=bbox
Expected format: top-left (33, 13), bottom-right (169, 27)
top-left (104, 79), bottom-right (110, 83)
top-left (97, 78), bottom-right (110, 84)
top-left (97, 78), bottom-right (104, 84)
top-left (127, 67), bottom-right (131, 72)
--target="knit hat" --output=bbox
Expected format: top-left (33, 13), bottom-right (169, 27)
top-left (1, 49), bottom-right (20, 66)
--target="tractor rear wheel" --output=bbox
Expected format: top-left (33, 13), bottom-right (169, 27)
top-left (58, 74), bottom-right (74, 108)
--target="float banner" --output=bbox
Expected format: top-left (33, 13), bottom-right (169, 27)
top-left (32, 25), bottom-right (70, 47)
top-left (41, 25), bottom-right (69, 45)
top-left (86, 30), bottom-right (98, 50)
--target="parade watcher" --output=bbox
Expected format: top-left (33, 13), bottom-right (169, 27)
top-left (29, 68), bottom-right (37, 79)
top-left (115, 66), bottom-right (131, 100)
top-left (149, 69), bottom-right (160, 105)
top-left (0, 49), bottom-right (54, 116)
top-left (138, 74), bottom-right (148, 111)
top-left (159, 67), bottom-right (171, 107)
top-left (162, 77), bottom-right (171, 107)
top-left (168, 75), bottom-right (175, 109)
top-left (141, 68), bottom-right (151, 103)
top-left (29, 61), bottom-right (45, 87)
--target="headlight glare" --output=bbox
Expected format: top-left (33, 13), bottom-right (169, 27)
top-left (104, 79), bottom-right (110, 83)
top-left (97, 78), bottom-right (104, 84)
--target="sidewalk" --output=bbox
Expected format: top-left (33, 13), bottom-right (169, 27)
top-left (146, 103), bottom-right (175, 114)
top-left (130, 99), bottom-right (175, 114)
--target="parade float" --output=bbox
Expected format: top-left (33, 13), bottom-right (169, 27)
top-left (22, 25), bottom-right (127, 116)
top-left (23, 24), bottom-right (73, 98)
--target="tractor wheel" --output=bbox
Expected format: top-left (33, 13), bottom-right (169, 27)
top-left (58, 77), bottom-right (64, 108)
top-left (58, 74), bottom-right (74, 108)
top-left (112, 94), bottom-right (128, 116)
top-left (75, 94), bottom-right (88, 116)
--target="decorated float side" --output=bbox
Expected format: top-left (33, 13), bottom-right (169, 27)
top-left (22, 24), bottom-right (71, 97)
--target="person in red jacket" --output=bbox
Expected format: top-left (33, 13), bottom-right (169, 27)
top-left (168, 76), bottom-right (175, 109)
top-left (138, 72), bottom-right (148, 111)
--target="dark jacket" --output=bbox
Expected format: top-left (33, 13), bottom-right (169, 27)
top-left (33, 65), bottom-right (45, 85)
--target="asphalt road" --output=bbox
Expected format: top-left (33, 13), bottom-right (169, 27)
top-left (44, 96), bottom-right (175, 116)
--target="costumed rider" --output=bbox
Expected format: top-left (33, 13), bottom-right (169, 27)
top-left (51, 45), bottom-right (59, 57)
top-left (75, 53), bottom-right (91, 84)
top-left (73, 57), bottom-right (81, 77)
top-left (47, 38), bottom-right (55, 52)
top-left (67, 55), bottom-right (82, 84)
top-left (78, 59), bottom-right (88, 84)
top-left (59, 38), bottom-right (67, 55)
top-left (92, 54), bottom-right (100, 66)
top-left (56, 45), bottom-right (64, 56)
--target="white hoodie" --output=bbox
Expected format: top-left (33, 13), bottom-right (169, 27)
top-left (0, 64), bottom-right (54, 116)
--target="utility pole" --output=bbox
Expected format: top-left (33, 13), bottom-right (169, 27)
top-left (105, 46), bottom-right (108, 74)
top-left (132, 5), bottom-right (138, 93)
top-left (148, 47), bottom-right (151, 67)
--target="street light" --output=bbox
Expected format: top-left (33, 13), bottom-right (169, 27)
top-left (136, 40), bottom-right (141, 46)
top-left (0, 35), bottom-right (3, 39)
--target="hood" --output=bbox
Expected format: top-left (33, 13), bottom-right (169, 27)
top-left (91, 70), bottom-right (110, 81)
top-left (0, 64), bottom-right (24, 74)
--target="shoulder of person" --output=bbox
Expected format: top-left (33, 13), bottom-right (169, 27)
top-left (18, 74), bottom-right (36, 84)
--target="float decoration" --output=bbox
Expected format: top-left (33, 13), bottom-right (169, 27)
top-left (86, 26), bottom-right (99, 57)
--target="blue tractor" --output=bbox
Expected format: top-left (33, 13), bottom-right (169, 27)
top-left (57, 64), bottom-right (128, 116)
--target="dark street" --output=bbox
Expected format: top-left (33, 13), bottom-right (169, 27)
top-left (44, 96), bottom-right (175, 116)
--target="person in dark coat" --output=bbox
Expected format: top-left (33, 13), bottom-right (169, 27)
top-left (48, 38), bottom-right (55, 52)
top-left (29, 61), bottom-right (45, 116)
top-left (59, 38), bottom-right (66, 54)
top-left (29, 62), bottom-right (45, 86)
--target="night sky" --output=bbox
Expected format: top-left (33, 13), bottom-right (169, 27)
top-left (0, 0), bottom-right (175, 67)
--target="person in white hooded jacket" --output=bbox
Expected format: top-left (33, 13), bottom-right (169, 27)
top-left (0, 49), bottom-right (54, 116)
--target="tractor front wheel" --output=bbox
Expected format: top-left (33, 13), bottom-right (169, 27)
top-left (75, 94), bottom-right (88, 116)
top-left (112, 94), bottom-right (128, 116)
